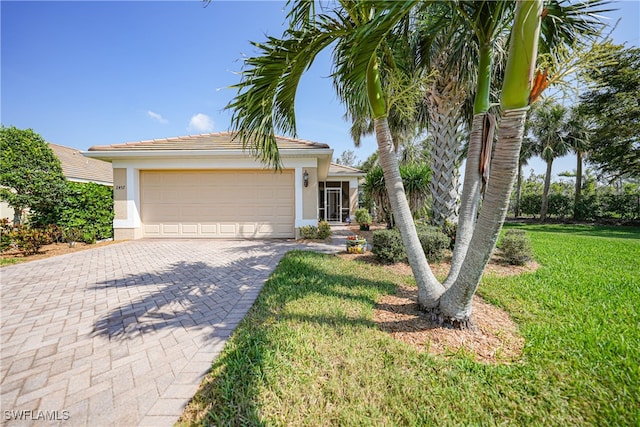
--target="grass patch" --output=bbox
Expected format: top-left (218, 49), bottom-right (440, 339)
top-left (0, 257), bottom-right (23, 267)
top-left (179, 226), bottom-right (639, 426)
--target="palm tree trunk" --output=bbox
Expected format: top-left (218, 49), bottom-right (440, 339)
top-left (439, 108), bottom-right (528, 324)
top-left (444, 113), bottom-right (483, 288)
top-left (540, 159), bottom-right (553, 221)
top-left (375, 117), bottom-right (444, 307)
top-left (574, 150), bottom-right (583, 219)
top-left (426, 74), bottom-right (465, 228)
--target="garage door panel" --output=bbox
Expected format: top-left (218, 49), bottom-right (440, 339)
top-left (141, 170), bottom-right (294, 238)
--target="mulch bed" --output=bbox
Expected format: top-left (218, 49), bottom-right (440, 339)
top-left (338, 227), bottom-right (538, 364)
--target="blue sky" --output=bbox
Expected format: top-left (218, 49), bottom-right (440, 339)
top-left (2, 0), bottom-right (639, 176)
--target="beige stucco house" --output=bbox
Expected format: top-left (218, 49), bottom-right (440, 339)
top-left (85, 132), bottom-right (364, 240)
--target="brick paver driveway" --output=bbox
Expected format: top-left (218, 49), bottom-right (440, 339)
top-left (0, 238), bottom-right (333, 426)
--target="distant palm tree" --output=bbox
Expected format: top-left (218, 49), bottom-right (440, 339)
top-left (564, 106), bottom-right (590, 218)
top-left (528, 100), bottom-right (572, 221)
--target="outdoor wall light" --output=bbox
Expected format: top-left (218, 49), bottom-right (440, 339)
top-left (303, 170), bottom-right (309, 187)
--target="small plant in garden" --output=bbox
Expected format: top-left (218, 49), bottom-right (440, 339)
top-left (317, 220), bottom-right (332, 239)
top-left (10, 225), bottom-right (49, 255)
top-left (354, 208), bottom-right (372, 231)
top-left (1, 218), bottom-right (13, 252)
top-left (500, 229), bottom-right (533, 265)
top-left (64, 227), bottom-right (84, 247)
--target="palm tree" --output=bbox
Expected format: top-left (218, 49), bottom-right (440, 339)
top-left (564, 106), bottom-right (590, 218)
top-left (227, 0), bottom-right (544, 325)
top-left (528, 100), bottom-right (572, 221)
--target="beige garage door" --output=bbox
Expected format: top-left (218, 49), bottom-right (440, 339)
top-left (141, 170), bottom-right (294, 238)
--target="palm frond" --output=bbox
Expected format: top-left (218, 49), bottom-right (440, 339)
top-left (226, 21), bottom-right (338, 168)
top-left (540, 0), bottom-right (614, 55)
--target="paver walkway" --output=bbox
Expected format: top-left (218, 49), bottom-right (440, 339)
top-left (0, 233), bottom-right (352, 426)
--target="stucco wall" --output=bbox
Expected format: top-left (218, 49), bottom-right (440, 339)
top-left (113, 168), bottom-right (127, 221)
top-left (302, 167), bottom-right (318, 221)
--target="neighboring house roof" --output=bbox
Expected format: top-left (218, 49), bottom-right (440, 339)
top-left (328, 163), bottom-right (366, 177)
top-left (49, 143), bottom-right (113, 186)
top-left (87, 132), bottom-right (331, 152)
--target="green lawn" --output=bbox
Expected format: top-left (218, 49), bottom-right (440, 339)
top-left (179, 225), bottom-right (640, 426)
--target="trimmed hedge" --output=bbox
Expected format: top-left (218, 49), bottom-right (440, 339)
top-left (372, 226), bottom-right (449, 263)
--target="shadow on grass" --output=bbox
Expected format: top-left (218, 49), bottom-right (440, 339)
top-left (180, 250), bottom-right (399, 425)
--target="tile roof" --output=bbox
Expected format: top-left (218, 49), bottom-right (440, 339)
top-left (328, 163), bottom-right (365, 176)
top-left (88, 132), bottom-right (330, 152)
top-left (49, 143), bottom-right (113, 185)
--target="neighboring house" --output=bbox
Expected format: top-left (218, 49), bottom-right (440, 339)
top-left (0, 143), bottom-right (113, 222)
top-left (85, 132), bottom-right (365, 240)
top-left (48, 143), bottom-right (113, 186)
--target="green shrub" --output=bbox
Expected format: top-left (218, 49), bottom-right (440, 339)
top-left (520, 193), bottom-right (542, 217)
top-left (10, 226), bottom-right (49, 255)
top-left (373, 226), bottom-right (450, 263)
top-left (317, 220), bottom-right (332, 239)
top-left (547, 193), bottom-right (573, 218)
top-left (57, 182), bottom-right (113, 241)
top-left (354, 208), bottom-right (372, 225)
top-left (440, 221), bottom-right (457, 250)
top-left (1, 218), bottom-right (13, 252)
top-left (299, 221), bottom-right (332, 240)
top-left (372, 229), bottom-right (406, 263)
top-left (417, 227), bottom-right (449, 262)
top-left (299, 225), bottom-right (318, 239)
top-left (574, 195), bottom-right (600, 220)
top-left (500, 229), bottom-right (533, 265)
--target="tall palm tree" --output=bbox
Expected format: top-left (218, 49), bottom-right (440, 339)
top-left (529, 100), bottom-right (572, 221)
top-left (227, 0), bottom-right (544, 324)
top-left (564, 106), bottom-right (590, 218)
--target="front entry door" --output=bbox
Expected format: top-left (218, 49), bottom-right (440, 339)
top-left (326, 188), bottom-right (342, 222)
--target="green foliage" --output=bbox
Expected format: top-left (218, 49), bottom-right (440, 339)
top-left (546, 193), bottom-right (573, 218)
top-left (416, 224), bottom-right (449, 263)
top-left (64, 227), bottom-right (83, 244)
top-left (373, 225), bottom-right (449, 263)
top-left (56, 182), bottom-right (113, 241)
top-left (363, 164), bottom-right (431, 223)
top-left (372, 229), bottom-right (406, 263)
top-left (499, 229), bottom-right (533, 265)
top-left (299, 225), bottom-right (319, 240)
top-left (299, 221), bottom-right (332, 240)
top-left (579, 45), bottom-right (640, 179)
top-left (0, 218), bottom-right (13, 252)
top-left (317, 220), bottom-right (332, 239)
top-left (515, 189), bottom-right (640, 220)
top-left (354, 208), bottom-right (372, 225)
top-left (519, 193), bottom-right (542, 217)
top-left (440, 221), bottom-right (457, 250)
top-left (10, 226), bottom-right (49, 255)
top-left (0, 126), bottom-right (67, 223)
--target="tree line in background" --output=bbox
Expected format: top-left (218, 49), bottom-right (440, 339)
top-left (226, 0), bottom-right (615, 325)
top-left (340, 42), bottom-right (640, 225)
top-left (0, 126), bottom-right (114, 253)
